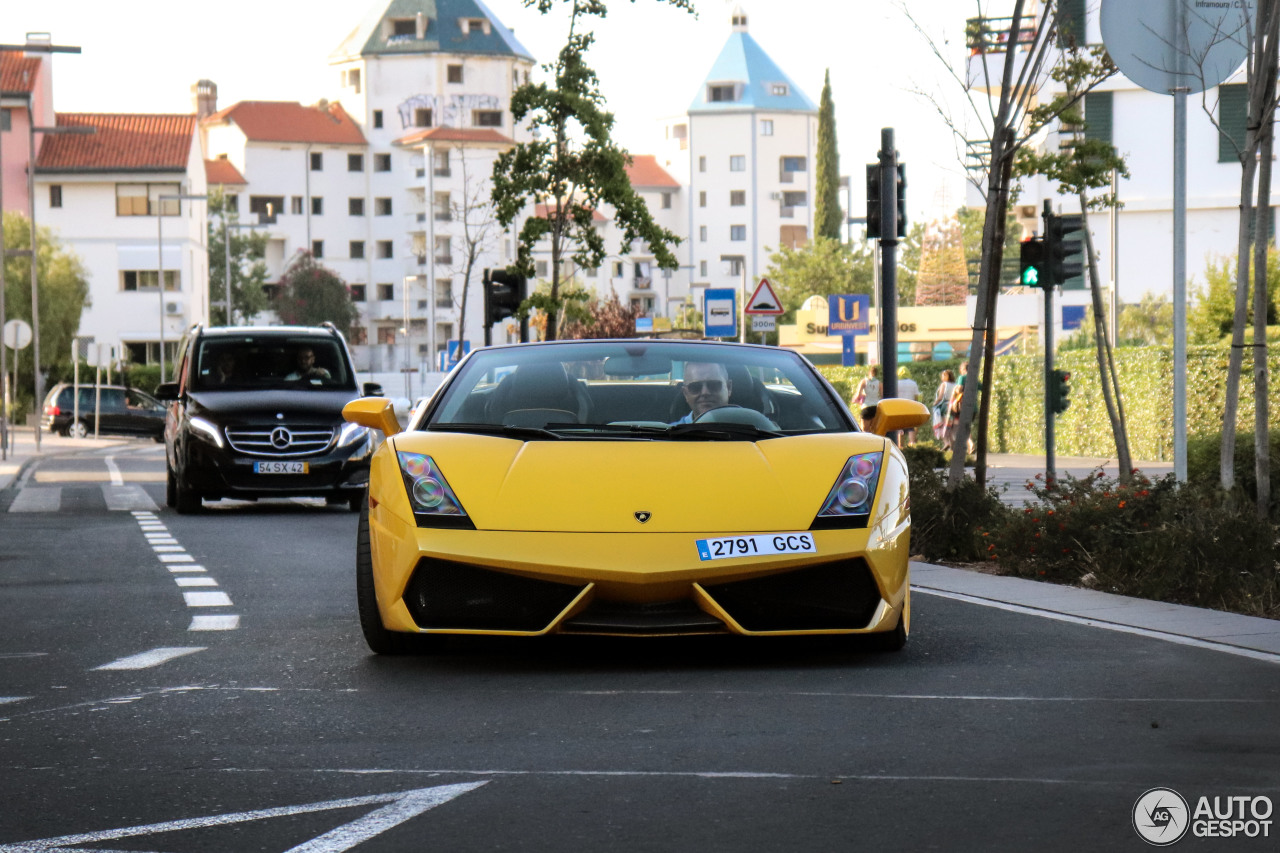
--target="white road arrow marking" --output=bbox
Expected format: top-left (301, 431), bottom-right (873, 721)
top-left (0, 782), bottom-right (487, 853)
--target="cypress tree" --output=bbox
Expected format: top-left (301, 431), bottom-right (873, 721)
top-left (814, 69), bottom-right (843, 241)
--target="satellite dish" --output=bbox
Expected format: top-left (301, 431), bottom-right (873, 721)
top-left (1101, 0), bottom-right (1254, 95)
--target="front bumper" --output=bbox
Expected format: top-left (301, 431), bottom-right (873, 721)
top-left (368, 507), bottom-right (911, 637)
top-left (183, 435), bottom-right (373, 499)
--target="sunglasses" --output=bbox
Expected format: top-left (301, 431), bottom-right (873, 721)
top-left (684, 379), bottom-right (725, 394)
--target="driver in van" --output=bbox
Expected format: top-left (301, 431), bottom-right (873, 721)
top-left (672, 362), bottom-right (732, 424)
top-left (286, 346), bottom-right (331, 380)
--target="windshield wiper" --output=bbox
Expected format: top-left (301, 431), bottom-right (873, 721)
top-left (668, 422), bottom-right (786, 440)
top-left (429, 422), bottom-right (562, 440)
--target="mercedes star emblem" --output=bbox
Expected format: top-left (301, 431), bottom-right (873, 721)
top-left (270, 427), bottom-right (292, 449)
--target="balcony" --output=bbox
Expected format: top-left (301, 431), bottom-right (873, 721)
top-left (632, 277), bottom-right (652, 290)
top-left (965, 16), bottom-right (1044, 94)
top-left (434, 210), bottom-right (453, 222)
top-left (780, 206), bottom-right (795, 219)
top-left (435, 255), bottom-right (453, 266)
top-left (436, 296), bottom-right (454, 309)
top-left (434, 167), bottom-right (451, 178)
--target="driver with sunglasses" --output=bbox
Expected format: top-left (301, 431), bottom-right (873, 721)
top-left (672, 362), bottom-right (733, 424)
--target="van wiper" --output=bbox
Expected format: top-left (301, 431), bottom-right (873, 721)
top-left (429, 422), bottom-right (562, 440)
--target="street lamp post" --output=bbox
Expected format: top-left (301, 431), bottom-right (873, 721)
top-left (0, 39), bottom-right (81, 453)
top-left (157, 193), bottom-right (207, 381)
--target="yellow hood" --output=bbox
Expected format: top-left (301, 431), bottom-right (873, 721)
top-left (388, 432), bottom-right (893, 533)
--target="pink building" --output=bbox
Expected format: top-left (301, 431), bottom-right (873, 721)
top-left (0, 36), bottom-right (56, 215)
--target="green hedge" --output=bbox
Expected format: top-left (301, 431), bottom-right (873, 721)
top-left (821, 345), bottom-right (1280, 461)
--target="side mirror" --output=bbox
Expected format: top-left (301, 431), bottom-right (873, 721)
top-left (153, 382), bottom-right (180, 402)
top-left (362, 382), bottom-right (384, 397)
top-left (343, 396), bottom-right (401, 437)
top-left (860, 398), bottom-right (930, 437)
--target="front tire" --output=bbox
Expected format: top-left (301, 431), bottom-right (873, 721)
top-left (356, 500), bottom-right (432, 654)
top-left (864, 611), bottom-right (908, 652)
top-left (69, 420), bottom-right (88, 439)
top-left (165, 465), bottom-right (177, 508)
top-left (174, 470), bottom-right (202, 514)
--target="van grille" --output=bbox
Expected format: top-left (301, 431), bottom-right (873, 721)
top-left (224, 425), bottom-right (335, 457)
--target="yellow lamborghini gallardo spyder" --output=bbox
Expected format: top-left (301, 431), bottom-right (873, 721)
top-left (342, 340), bottom-right (930, 654)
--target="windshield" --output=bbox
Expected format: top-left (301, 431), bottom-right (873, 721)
top-left (425, 342), bottom-right (853, 440)
top-left (192, 336), bottom-right (355, 392)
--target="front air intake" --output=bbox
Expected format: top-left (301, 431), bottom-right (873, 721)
top-left (700, 559), bottom-right (882, 632)
top-left (403, 558), bottom-right (586, 632)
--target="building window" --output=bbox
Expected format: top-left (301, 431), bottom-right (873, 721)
top-left (1058, 0), bottom-right (1087, 44)
top-left (699, 191), bottom-right (707, 207)
top-left (770, 83), bottom-right (789, 97)
top-left (375, 197), bottom-right (392, 216)
top-left (121, 270), bottom-right (178, 291)
top-left (435, 235), bottom-right (451, 264)
top-left (350, 284), bottom-right (367, 302)
top-left (1082, 91), bottom-right (1113, 145)
top-left (699, 155), bottom-right (707, 172)
top-left (415, 108), bottom-right (432, 128)
top-left (116, 183), bottom-right (181, 216)
top-left (378, 327), bottom-right (396, 345)
top-left (311, 197), bottom-right (324, 215)
top-left (310, 151), bottom-right (322, 171)
top-left (225, 195), bottom-right (238, 213)
top-left (291, 196), bottom-right (304, 215)
top-left (781, 156), bottom-right (807, 173)
top-left (434, 191), bottom-right (452, 221)
top-left (433, 149), bottom-right (450, 176)
top-left (349, 197), bottom-right (365, 216)
top-left (761, 119), bottom-right (774, 136)
top-left (373, 110), bottom-right (383, 129)
top-left (350, 241), bottom-right (365, 259)
top-left (585, 266), bottom-right (598, 278)
top-left (1219, 84), bottom-right (1248, 163)
top-left (0, 109), bottom-right (10, 132)
top-left (374, 153), bottom-right (392, 172)
top-left (312, 240), bottom-right (324, 258)
top-left (699, 225), bottom-right (707, 242)
top-left (612, 262), bottom-right (625, 278)
top-left (49, 185), bottom-right (62, 208)
top-left (448, 64), bottom-right (464, 83)
top-left (436, 278), bottom-right (453, 307)
top-left (349, 326), bottom-right (368, 345)
top-left (378, 283), bottom-right (394, 301)
top-left (727, 258), bottom-right (744, 275)
top-left (699, 260), bottom-right (707, 277)
top-left (661, 192), bottom-right (672, 209)
top-left (780, 225), bottom-right (808, 250)
top-left (474, 110), bottom-right (503, 127)
top-left (729, 155), bottom-right (746, 172)
top-left (377, 240), bottom-right (393, 259)
top-left (536, 260), bottom-right (549, 278)
top-left (730, 190), bottom-right (746, 206)
top-left (392, 18), bottom-right (416, 36)
top-left (708, 84), bottom-right (736, 102)
top-left (348, 153), bottom-right (365, 172)
top-left (346, 68), bottom-right (361, 93)
top-left (248, 195), bottom-right (283, 223)
top-left (730, 225), bottom-right (746, 241)
top-left (782, 191), bottom-right (807, 207)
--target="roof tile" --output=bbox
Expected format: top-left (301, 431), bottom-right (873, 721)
top-left (392, 126), bottom-right (514, 146)
top-left (203, 101), bottom-right (366, 145)
top-left (37, 114), bottom-right (196, 173)
top-left (0, 52), bottom-right (41, 94)
top-left (205, 158), bottom-right (247, 185)
top-left (625, 155), bottom-right (680, 188)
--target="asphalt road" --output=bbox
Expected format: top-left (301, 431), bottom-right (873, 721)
top-left (0, 441), bottom-right (1276, 852)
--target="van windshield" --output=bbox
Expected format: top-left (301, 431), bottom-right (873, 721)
top-left (192, 337), bottom-right (354, 392)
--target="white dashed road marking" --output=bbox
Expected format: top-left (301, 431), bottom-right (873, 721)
top-left (93, 647), bottom-right (206, 671)
top-left (129, 512), bottom-right (239, 630)
top-left (183, 591), bottom-right (234, 607)
top-left (189, 615), bottom-right (241, 631)
top-left (175, 577), bottom-right (219, 587)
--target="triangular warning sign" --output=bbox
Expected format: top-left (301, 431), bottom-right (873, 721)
top-left (0, 783), bottom-right (486, 853)
top-left (744, 278), bottom-right (784, 314)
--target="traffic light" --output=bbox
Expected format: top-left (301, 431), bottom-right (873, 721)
top-left (865, 163), bottom-right (882, 239)
top-left (895, 163), bottom-right (907, 239)
top-left (1045, 213), bottom-right (1084, 288)
top-left (484, 268), bottom-right (525, 327)
top-left (1019, 237), bottom-right (1046, 289)
top-left (1049, 368), bottom-right (1072, 415)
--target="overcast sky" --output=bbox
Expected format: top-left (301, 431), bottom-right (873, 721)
top-left (5, 0), bottom-right (978, 225)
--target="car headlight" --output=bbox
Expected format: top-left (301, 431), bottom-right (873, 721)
top-left (189, 416), bottom-right (225, 449)
top-left (396, 451), bottom-right (473, 528)
top-left (811, 452), bottom-right (882, 529)
top-left (337, 421), bottom-right (369, 447)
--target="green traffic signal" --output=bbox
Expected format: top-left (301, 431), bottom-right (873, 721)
top-left (1019, 238), bottom-right (1046, 289)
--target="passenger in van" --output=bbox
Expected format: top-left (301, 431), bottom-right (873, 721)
top-left (286, 346), bottom-right (331, 381)
top-left (212, 351), bottom-right (239, 385)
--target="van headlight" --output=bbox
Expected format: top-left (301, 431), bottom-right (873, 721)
top-left (189, 416), bottom-right (224, 449)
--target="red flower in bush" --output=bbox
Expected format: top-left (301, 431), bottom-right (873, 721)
top-left (1118, 500), bottom-right (1126, 508)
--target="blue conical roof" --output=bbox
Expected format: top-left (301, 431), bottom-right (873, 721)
top-left (689, 30), bottom-right (815, 113)
top-left (332, 0), bottom-right (534, 61)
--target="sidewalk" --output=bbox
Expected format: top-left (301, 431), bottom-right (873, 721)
top-left (0, 425), bottom-right (132, 492)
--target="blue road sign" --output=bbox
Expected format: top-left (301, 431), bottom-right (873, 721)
top-left (842, 335), bottom-right (858, 367)
top-left (829, 295), bottom-right (871, 335)
top-left (704, 288), bottom-right (738, 338)
top-left (635, 317), bottom-right (654, 333)
top-left (446, 339), bottom-right (471, 369)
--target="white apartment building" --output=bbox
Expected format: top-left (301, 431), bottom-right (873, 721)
top-left (970, 1), bottom-right (1260, 307)
top-left (655, 7), bottom-right (817, 323)
top-left (34, 113), bottom-right (209, 368)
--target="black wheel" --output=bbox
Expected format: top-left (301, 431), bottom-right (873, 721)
top-left (356, 500), bottom-right (436, 654)
top-left (174, 470), bottom-right (202, 514)
top-left (69, 420), bottom-right (88, 439)
top-left (165, 464), bottom-right (177, 508)
top-left (348, 492), bottom-right (364, 513)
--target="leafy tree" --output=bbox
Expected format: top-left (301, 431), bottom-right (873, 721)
top-left (912, 218), bottom-right (971, 306)
top-left (764, 236), bottom-right (874, 328)
top-left (1191, 252), bottom-right (1280, 344)
top-left (2, 211), bottom-right (89, 417)
top-left (206, 187), bottom-right (270, 326)
top-left (561, 291), bottom-right (641, 339)
top-left (491, 0), bottom-right (688, 341)
top-left (448, 145), bottom-right (502, 357)
top-left (272, 251), bottom-right (358, 331)
top-left (814, 69), bottom-right (842, 241)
